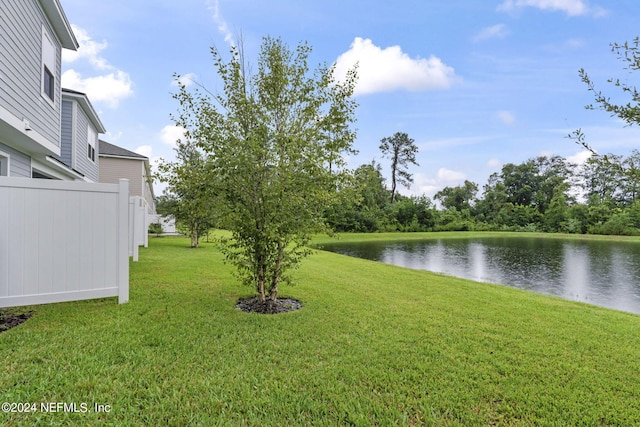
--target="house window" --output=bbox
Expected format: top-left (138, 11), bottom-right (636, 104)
top-left (87, 125), bottom-right (97, 162)
top-left (43, 66), bottom-right (54, 100)
top-left (0, 152), bottom-right (9, 176)
top-left (41, 27), bottom-right (56, 104)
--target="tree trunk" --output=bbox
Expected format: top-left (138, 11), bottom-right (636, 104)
top-left (191, 229), bottom-right (199, 248)
top-left (390, 172), bottom-right (397, 203)
top-left (390, 154), bottom-right (398, 203)
top-left (258, 272), bottom-right (266, 303)
top-left (269, 240), bottom-right (284, 301)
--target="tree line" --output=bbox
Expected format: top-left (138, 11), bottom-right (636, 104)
top-left (324, 150), bottom-right (640, 235)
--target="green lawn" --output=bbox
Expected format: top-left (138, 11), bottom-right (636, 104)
top-left (1, 233), bottom-right (640, 426)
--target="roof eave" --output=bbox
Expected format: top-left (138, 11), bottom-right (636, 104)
top-left (99, 153), bottom-right (147, 161)
top-left (62, 89), bottom-right (106, 133)
top-left (38, 0), bottom-right (79, 50)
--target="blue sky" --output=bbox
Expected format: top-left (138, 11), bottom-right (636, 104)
top-left (59, 0), bottom-right (640, 199)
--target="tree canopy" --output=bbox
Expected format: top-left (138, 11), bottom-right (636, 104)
top-left (379, 132), bottom-right (419, 203)
top-left (168, 37), bottom-right (357, 304)
top-left (157, 139), bottom-right (216, 248)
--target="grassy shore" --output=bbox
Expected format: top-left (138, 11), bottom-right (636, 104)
top-left (1, 233), bottom-right (640, 426)
top-left (312, 230), bottom-right (640, 245)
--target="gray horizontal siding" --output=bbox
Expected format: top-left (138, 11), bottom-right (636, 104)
top-left (58, 99), bottom-right (73, 167)
top-left (0, 140), bottom-right (31, 177)
top-left (74, 108), bottom-right (98, 182)
top-left (0, 0), bottom-right (62, 149)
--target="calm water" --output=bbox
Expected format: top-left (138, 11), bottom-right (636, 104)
top-left (319, 237), bottom-right (640, 314)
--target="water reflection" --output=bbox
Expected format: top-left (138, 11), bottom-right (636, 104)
top-left (318, 237), bottom-right (640, 314)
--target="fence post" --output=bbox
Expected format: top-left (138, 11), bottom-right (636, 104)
top-left (128, 197), bottom-right (139, 262)
top-left (143, 198), bottom-right (149, 248)
top-left (118, 179), bottom-right (130, 304)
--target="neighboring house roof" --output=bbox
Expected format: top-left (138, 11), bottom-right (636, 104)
top-left (99, 140), bottom-right (147, 159)
top-left (98, 140), bottom-right (156, 210)
top-left (38, 0), bottom-right (78, 50)
top-left (62, 88), bottom-right (106, 134)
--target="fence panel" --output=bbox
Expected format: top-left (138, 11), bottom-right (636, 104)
top-left (0, 178), bottom-right (129, 308)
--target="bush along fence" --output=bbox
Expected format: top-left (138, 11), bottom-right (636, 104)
top-left (0, 178), bottom-right (131, 308)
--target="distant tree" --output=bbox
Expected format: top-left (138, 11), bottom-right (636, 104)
top-left (155, 194), bottom-right (178, 218)
top-left (157, 140), bottom-right (216, 248)
top-left (172, 37), bottom-right (357, 305)
top-left (579, 154), bottom-right (626, 206)
top-left (621, 150), bottom-right (640, 204)
top-left (501, 160), bottom-right (539, 207)
top-left (533, 155), bottom-right (575, 212)
top-left (543, 186), bottom-right (569, 232)
top-left (354, 161), bottom-right (389, 211)
top-left (324, 161), bottom-right (388, 232)
top-left (385, 195), bottom-right (436, 231)
top-left (474, 172), bottom-right (508, 224)
top-left (492, 156), bottom-right (573, 212)
top-left (434, 180), bottom-right (478, 211)
top-left (379, 132), bottom-right (419, 203)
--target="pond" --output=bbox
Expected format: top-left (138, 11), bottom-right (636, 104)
top-left (318, 236), bottom-right (640, 315)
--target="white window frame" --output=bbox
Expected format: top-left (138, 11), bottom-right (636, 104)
top-left (41, 26), bottom-right (56, 107)
top-left (0, 150), bottom-right (10, 176)
top-left (87, 124), bottom-right (97, 163)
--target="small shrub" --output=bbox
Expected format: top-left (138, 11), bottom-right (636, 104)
top-left (149, 222), bottom-right (163, 235)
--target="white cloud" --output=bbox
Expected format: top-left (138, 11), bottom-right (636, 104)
top-left (62, 69), bottom-right (133, 109)
top-left (409, 168), bottom-right (467, 198)
top-left (473, 24), bottom-right (510, 42)
top-left (497, 0), bottom-right (601, 16)
top-left (436, 168), bottom-right (466, 183)
top-left (160, 125), bottom-right (186, 147)
top-left (206, 0), bottom-right (234, 46)
top-left (135, 145), bottom-right (153, 159)
top-left (62, 26), bottom-right (109, 69)
top-left (61, 25), bottom-right (133, 108)
top-left (334, 37), bottom-right (458, 96)
top-left (103, 130), bottom-right (123, 142)
top-left (563, 38), bottom-right (585, 49)
top-left (171, 73), bottom-right (198, 88)
top-left (543, 38), bottom-right (586, 54)
top-left (486, 158), bottom-right (503, 169)
top-left (420, 136), bottom-right (489, 152)
top-left (566, 150), bottom-right (593, 165)
top-left (497, 110), bottom-right (516, 125)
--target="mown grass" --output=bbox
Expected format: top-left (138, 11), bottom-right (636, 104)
top-left (1, 233), bottom-right (640, 426)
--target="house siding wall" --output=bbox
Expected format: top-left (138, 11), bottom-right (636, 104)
top-left (58, 99), bottom-right (73, 167)
top-left (0, 140), bottom-right (31, 177)
top-left (73, 107), bottom-right (98, 182)
top-left (0, 0), bottom-right (62, 150)
top-left (99, 157), bottom-right (143, 198)
top-left (142, 164), bottom-right (156, 213)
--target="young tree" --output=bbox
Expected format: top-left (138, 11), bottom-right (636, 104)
top-left (157, 140), bottom-right (217, 248)
top-left (434, 180), bottom-right (478, 211)
top-left (379, 132), bottom-right (419, 203)
top-left (172, 37), bottom-right (357, 305)
top-left (324, 161), bottom-right (390, 232)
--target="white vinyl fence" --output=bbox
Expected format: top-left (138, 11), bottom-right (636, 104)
top-left (129, 195), bottom-right (150, 262)
top-left (0, 178), bottom-right (130, 308)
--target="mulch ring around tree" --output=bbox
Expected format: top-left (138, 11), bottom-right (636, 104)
top-left (236, 296), bottom-right (302, 314)
top-left (0, 310), bottom-right (33, 333)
